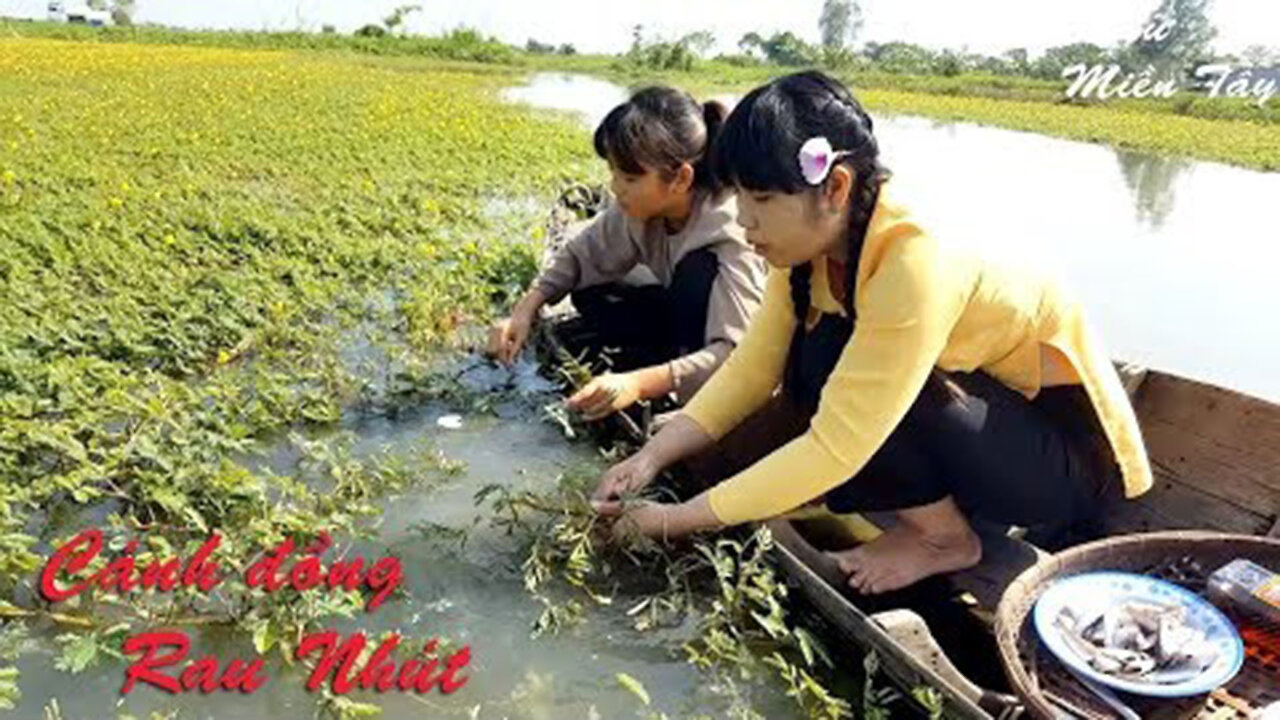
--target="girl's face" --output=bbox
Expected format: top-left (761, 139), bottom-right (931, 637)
top-left (734, 174), bottom-right (851, 269)
top-left (607, 159), bottom-right (690, 221)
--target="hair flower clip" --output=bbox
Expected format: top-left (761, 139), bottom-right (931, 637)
top-left (798, 136), bottom-right (850, 185)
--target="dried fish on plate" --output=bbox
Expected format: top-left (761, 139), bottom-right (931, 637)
top-left (1054, 600), bottom-right (1220, 683)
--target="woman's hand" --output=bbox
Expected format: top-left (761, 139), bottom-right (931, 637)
top-left (591, 451), bottom-right (659, 508)
top-left (596, 495), bottom-right (722, 543)
top-left (486, 314), bottom-right (532, 365)
top-left (606, 500), bottom-right (672, 543)
top-left (567, 372), bottom-right (642, 420)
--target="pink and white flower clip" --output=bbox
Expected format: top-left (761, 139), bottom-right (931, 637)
top-left (797, 136), bottom-right (851, 185)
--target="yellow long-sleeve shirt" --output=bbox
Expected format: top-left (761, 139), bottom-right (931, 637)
top-left (682, 182), bottom-right (1154, 526)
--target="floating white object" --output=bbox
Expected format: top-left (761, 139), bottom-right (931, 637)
top-left (436, 414), bottom-right (463, 430)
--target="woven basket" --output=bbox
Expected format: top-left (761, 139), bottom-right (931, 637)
top-left (995, 531), bottom-right (1280, 719)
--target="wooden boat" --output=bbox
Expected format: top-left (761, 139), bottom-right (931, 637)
top-left (765, 366), bottom-right (1280, 719)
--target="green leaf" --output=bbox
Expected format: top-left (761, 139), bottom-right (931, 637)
top-left (615, 672), bottom-right (650, 707)
top-left (251, 621), bottom-right (276, 655)
top-left (329, 696), bottom-right (383, 719)
top-left (0, 665), bottom-right (20, 710)
top-left (54, 633), bottom-right (99, 674)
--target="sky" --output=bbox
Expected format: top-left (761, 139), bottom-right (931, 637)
top-left (2, 0), bottom-right (1277, 58)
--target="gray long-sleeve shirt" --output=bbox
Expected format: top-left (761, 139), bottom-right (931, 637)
top-left (533, 189), bottom-right (766, 403)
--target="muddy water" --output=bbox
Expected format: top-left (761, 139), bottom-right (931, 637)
top-left (502, 72), bottom-right (1280, 402)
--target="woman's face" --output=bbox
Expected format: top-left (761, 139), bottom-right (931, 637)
top-left (734, 187), bottom-right (840, 269)
top-left (607, 159), bottom-right (685, 220)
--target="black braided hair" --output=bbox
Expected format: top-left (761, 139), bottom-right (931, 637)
top-left (710, 71), bottom-right (892, 395)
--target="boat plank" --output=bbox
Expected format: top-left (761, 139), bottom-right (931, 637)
top-left (1135, 372), bottom-right (1280, 493)
top-left (766, 520), bottom-right (995, 720)
top-left (1107, 473), bottom-right (1271, 536)
top-left (1141, 417), bottom-right (1280, 517)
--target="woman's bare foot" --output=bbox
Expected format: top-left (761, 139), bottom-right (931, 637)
top-left (825, 497), bottom-right (982, 594)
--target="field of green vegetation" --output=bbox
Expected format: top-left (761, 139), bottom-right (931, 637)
top-left (0, 36), bottom-right (596, 716)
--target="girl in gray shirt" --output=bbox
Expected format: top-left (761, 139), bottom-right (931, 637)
top-left (488, 87), bottom-right (765, 420)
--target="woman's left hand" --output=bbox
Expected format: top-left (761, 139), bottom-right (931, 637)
top-left (594, 495), bottom-right (721, 543)
top-left (604, 500), bottom-right (675, 543)
top-left (567, 372), bottom-right (642, 420)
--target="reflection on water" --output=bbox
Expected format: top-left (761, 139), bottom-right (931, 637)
top-left (504, 73), bottom-right (1280, 401)
top-left (875, 115), bottom-right (1280, 402)
top-left (500, 73), bottom-right (629, 130)
top-left (1114, 149), bottom-right (1190, 230)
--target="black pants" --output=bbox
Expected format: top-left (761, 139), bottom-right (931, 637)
top-left (826, 371), bottom-right (1121, 547)
top-left (559, 247), bottom-right (719, 373)
top-left (682, 315), bottom-right (1123, 550)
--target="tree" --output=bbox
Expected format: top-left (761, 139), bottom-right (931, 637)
top-left (759, 31), bottom-right (819, 66)
top-left (557, 43), bottom-right (577, 56)
top-left (738, 31), bottom-right (765, 57)
top-left (680, 30), bottom-right (716, 58)
top-left (1003, 48), bottom-right (1030, 74)
top-left (819, 0), bottom-right (863, 50)
top-left (628, 38), bottom-right (697, 70)
top-left (1032, 42), bottom-right (1109, 80)
top-left (355, 24), bottom-right (386, 38)
top-left (1131, 0), bottom-right (1217, 71)
top-left (934, 49), bottom-right (963, 77)
top-left (865, 41), bottom-right (935, 74)
top-left (625, 26), bottom-right (700, 71)
top-left (1241, 44), bottom-right (1279, 68)
top-left (383, 4), bottom-right (422, 35)
top-left (109, 0), bottom-right (134, 25)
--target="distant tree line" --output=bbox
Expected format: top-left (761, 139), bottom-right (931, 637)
top-left (618, 0), bottom-right (1278, 80)
top-left (525, 39), bottom-right (576, 56)
top-left (82, 0), bottom-right (1276, 77)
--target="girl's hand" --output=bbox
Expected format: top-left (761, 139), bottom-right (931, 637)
top-left (591, 451), bottom-right (658, 509)
top-left (487, 313), bottom-right (532, 365)
top-left (567, 372), bottom-right (642, 420)
top-left (487, 290), bottom-right (545, 365)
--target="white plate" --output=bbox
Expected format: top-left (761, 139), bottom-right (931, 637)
top-left (1033, 571), bottom-right (1244, 697)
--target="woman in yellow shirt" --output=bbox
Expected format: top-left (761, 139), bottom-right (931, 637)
top-left (591, 71), bottom-right (1153, 594)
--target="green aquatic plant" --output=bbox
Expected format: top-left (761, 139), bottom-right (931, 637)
top-left (0, 37), bottom-right (596, 715)
top-left (479, 473), bottom-right (857, 719)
